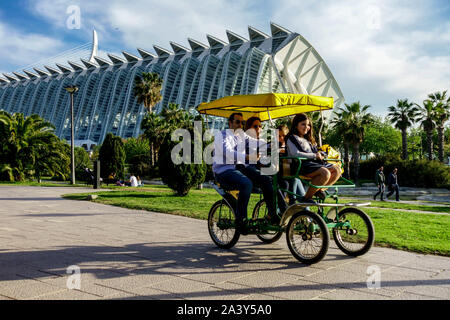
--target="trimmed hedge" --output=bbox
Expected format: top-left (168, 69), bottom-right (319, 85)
top-left (354, 155), bottom-right (450, 188)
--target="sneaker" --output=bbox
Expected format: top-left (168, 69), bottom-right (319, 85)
top-left (315, 190), bottom-right (327, 200)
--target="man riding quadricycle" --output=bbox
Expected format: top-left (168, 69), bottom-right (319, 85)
top-left (196, 93), bottom-right (375, 264)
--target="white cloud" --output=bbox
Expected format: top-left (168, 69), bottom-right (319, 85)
top-left (272, 0), bottom-right (450, 112)
top-left (24, 0), bottom-right (450, 115)
top-left (0, 22), bottom-right (65, 73)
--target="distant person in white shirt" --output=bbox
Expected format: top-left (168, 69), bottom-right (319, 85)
top-left (130, 174), bottom-right (138, 187)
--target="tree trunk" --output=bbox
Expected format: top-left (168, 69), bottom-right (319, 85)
top-left (426, 130), bottom-right (433, 160)
top-left (353, 143), bottom-right (360, 186)
top-left (151, 142), bottom-right (154, 167)
top-left (401, 129), bottom-right (408, 160)
top-left (344, 143), bottom-right (350, 180)
top-left (437, 125), bottom-right (444, 162)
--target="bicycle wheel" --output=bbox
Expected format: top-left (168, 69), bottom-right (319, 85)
top-left (286, 210), bottom-right (329, 264)
top-left (333, 208), bottom-right (375, 256)
top-left (252, 199), bottom-right (283, 244)
top-left (208, 200), bottom-right (240, 249)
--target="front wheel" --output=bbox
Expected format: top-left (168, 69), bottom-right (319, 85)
top-left (208, 200), bottom-right (240, 249)
top-left (286, 210), bottom-right (329, 264)
top-left (252, 199), bottom-right (283, 244)
top-left (333, 208), bottom-right (375, 256)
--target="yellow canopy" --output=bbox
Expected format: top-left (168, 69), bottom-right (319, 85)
top-left (196, 93), bottom-right (334, 121)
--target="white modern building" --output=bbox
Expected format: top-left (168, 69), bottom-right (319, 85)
top-left (0, 22), bottom-right (344, 146)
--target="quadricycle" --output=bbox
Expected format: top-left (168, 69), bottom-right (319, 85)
top-left (196, 93), bottom-right (375, 264)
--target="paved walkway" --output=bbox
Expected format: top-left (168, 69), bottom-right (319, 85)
top-left (0, 186), bottom-right (449, 300)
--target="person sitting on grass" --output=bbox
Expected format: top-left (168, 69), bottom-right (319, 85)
top-left (286, 113), bottom-right (341, 204)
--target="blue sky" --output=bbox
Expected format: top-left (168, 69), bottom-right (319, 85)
top-left (0, 0), bottom-right (449, 116)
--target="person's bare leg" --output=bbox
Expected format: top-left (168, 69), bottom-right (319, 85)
top-left (303, 168), bottom-right (331, 199)
top-left (325, 165), bottom-right (341, 187)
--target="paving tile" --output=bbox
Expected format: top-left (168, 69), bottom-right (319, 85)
top-left (318, 288), bottom-right (390, 300)
top-left (391, 292), bottom-right (441, 300)
top-left (29, 289), bottom-right (100, 300)
top-left (264, 278), bottom-right (336, 300)
top-left (0, 277), bottom-right (64, 299)
top-left (93, 273), bottom-right (178, 293)
top-left (147, 277), bottom-right (225, 299)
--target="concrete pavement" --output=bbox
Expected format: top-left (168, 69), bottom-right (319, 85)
top-left (0, 186), bottom-right (449, 300)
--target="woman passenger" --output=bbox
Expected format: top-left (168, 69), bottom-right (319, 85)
top-left (277, 124), bottom-right (306, 205)
top-left (286, 113), bottom-right (341, 203)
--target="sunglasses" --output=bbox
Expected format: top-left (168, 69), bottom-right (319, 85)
top-left (253, 124), bottom-right (262, 129)
top-left (234, 120), bottom-right (243, 124)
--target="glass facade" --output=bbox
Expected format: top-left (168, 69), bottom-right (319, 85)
top-left (0, 23), bottom-right (344, 146)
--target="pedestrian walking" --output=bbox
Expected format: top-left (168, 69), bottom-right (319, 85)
top-left (386, 168), bottom-right (400, 201)
top-left (373, 166), bottom-right (385, 201)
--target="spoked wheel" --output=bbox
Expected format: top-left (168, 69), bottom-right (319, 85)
top-left (208, 200), bottom-right (240, 249)
top-left (286, 210), bottom-right (329, 264)
top-left (252, 199), bottom-right (283, 244)
top-left (333, 208), bottom-right (375, 256)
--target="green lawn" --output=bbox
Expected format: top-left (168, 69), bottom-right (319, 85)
top-left (63, 185), bottom-right (450, 256)
top-left (339, 197), bottom-right (450, 214)
top-left (0, 180), bottom-right (89, 188)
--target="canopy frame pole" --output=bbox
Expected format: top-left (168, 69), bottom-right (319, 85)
top-left (267, 107), bottom-right (275, 128)
top-left (318, 108), bottom-right (324, 147)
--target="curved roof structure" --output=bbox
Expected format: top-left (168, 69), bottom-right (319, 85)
top-left (0, 23), bottom-right (344, 145)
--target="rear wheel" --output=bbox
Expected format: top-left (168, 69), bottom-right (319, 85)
top-left (333, 208), bottom-right (375, 256)
top-left (208, 200), bottom-right (240, 249)
top-left (286, 210), bottom-right (329, 264)
top-left (252, 199), bottom-right (283, 244)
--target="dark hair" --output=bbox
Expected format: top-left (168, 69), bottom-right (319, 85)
top-left (245, 116), bottom-right (262, 131)
top-left (228, 112), bottom-right (243, 123)
top-left (288, 113), bottom-right (316, 145)
top-left (277, 124), bottom-right (289, 136)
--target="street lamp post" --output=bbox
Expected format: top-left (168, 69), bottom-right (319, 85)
top-left (64, 85), bottom-right (79, 185)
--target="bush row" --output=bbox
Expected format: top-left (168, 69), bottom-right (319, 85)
top-left (352, 155), bottom-right (450, 188)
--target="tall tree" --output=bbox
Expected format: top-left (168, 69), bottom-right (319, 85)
top-left (428, 90), bottom-right (450, 162)
top-left (134, 72), bottom-right (163, 113)
top-left (134, 72), bottom-right (163, 166)
top-left (416, 99), bottom-right (436, 160)
top-left (332, 102), bottom-right (372, 185)
top-left (330, 107), bottom-right (352, 179)
top-left (387, 99), bottom-right (420, 160)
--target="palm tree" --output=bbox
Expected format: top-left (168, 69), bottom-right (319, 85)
top-left (387, 99), bottom-right (420, 160)
top-left (0, 111), bottom-right (66, 182)
top-left (134, 72), bottom-right (163, 113)
top-left (333, 102), bottom-right (372, 185)
top-left (416, 100), bottom-right (436, 160)
top-left (134, 72), bottom-right (163, 165)
top-left (331, 108), bottom-right (352, 179)
top-left (428, 90), bottom-right (450, 162)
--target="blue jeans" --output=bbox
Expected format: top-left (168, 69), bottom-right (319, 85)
top-left (387, 184), bottom-right (399, 201)
top-left (291, 178), bottom-right (306, 199)
top-left (215, 166), bottom-right (283, 224)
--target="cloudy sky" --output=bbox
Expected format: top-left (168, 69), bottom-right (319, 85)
top-left (0, 0), bottom-right (449, 116)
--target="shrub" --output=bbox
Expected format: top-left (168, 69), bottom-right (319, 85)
top-left (356, 155), bottom-right (450, 188)
top-left (158, 117), bottom-right (207, 196)
top-left (99, 133), bottom-right (126, 179)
